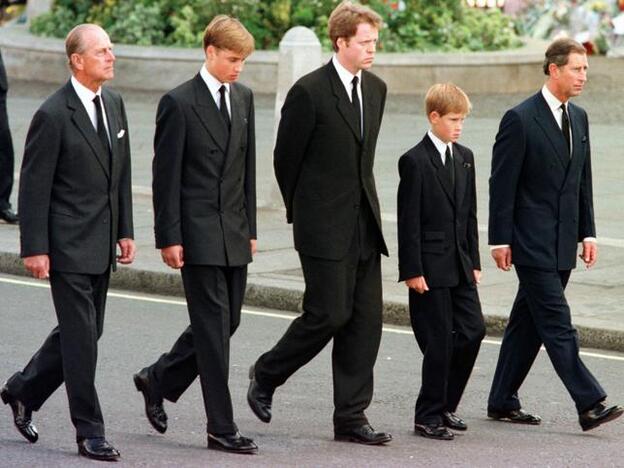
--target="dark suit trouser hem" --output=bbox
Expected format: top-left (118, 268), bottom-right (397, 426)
top-left (488, 267), bottom-right (606, 414)
top-left (410, 283), bottom-right (484, 425)
top-left (169, 264), bottom-right (246, 434)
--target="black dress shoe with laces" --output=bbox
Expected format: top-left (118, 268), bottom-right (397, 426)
top-left (579, 401), bottom-right (624, 431)
top-left (487, 408), bottom-right (541, 425)
top-left (1, 385), bottom-right (38, 443)
top-left (133, 368), bottom-right (167, 434)
top-left (414, 423), bottom-right (454, 441)
top-left (77, 437), bottom-right (120, 461)
top-left (0, 208), bottom-right (18, 224)
top-left (442, 411), bottom-right (467, 431)
top-left (207, 432), bottom-right (258, 454)
top-left (334, 424), bottom-right (392, 445)
top-left (247, 365), bottom-right (273, 423)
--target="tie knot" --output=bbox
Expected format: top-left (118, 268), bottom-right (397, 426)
top-left (352, 76), bottom-right (359, 87)
top-left (560, 103), bottom-right (567, 112)
top-left (445, 145), bottom-right (452, 159)
top-left (93, 95), bottom-right (101, 105)
top-left (219, 85), bottom-right (227, 96)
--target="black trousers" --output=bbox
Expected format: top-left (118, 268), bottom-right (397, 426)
top-left (409, 282), bottom-right (485, 425)
top-left (6, 270), bottom-right (110, 440)
top-left (147, 264), bottom-right (246, 435)
top-left (254, 204), bottom-right (383, 431)
top-left (488, 266), bottom-right (606, 414)
top-left (0, 88), bottom-right (14, 210)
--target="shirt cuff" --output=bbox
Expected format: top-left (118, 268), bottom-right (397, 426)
top-left (489, 244), bottom-right (510, 250)
top-left (582, 237), bottom-right (597, 243)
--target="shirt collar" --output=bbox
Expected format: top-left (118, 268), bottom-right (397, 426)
top-left (71, 75), bottom-right (101, 102)
top-left (332, 55), bottom-right (362, 89)
top-left (542, 84), bottom-right (565, 112)
top-left (427, 130), bottom-right (452, 157)
top-left (200, 64), bottom-right (229, 96)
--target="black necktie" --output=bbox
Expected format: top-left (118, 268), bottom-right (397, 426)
top-left (445, 145), bottom-right (455, 186)
top-left (560, 103), bottom-right (571, 156)
top-left (93, 95), bottom-right (111, 164)
top-left (219, 85), bottom-right (230, 130)
top-left (351, 76), bottom-right (362, 138)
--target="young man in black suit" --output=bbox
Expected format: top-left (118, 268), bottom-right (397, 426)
top-left (1, 24), bottom-right (134, 461)
top-left (488, 38), bottom-right (622, 431)
top-left (397, 83), bottom-right (485, 441)
top-left (247, 1), bottom-right (391, 445)
top-left (133, 16), bottom-right (257, 454)
top-left (0, 49), bottom-right (18, 223)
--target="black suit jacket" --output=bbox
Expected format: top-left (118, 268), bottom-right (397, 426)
top-left (488, 92), bottom-right (595, 271)
top-left (397, 135), bottom-right (480, 287)
top-left (274, 61), bottom-right (387, 260)
top-left (153, 74), bottom-right (256, 267)
top-left (0, 50), bottom-right (8, 93)
top-left (19, 81), bottom-right (134, 274)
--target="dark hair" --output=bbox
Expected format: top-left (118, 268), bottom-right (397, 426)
top-left (543, 38), bottom-right (586, 75)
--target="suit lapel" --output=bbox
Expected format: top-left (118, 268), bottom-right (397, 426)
top-left (533, 92), bottom-right (569, 169)
top-left (222, 84), bottom-right (245, 173)
top-left (65, 82), bottom-right (111, 179)
top-left (326, 62), bottom-right (361, 143)
top-left (424, 135), bottom-right (454, 206)
top-left (361, 72), bottom-right (378, 145)
top-left (453, 146), bottom-right (467, 208)
top-left (191, 74), bottom-right (229, 153)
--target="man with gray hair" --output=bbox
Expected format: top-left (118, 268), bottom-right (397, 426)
top-left (0, 23), bottom-right (134, 461)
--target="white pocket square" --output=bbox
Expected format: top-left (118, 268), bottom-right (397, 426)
top-left (117, 129), bottom-right (125, 139)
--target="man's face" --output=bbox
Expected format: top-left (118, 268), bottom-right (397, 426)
top-left (553, 52), bottom-right (588, 99)
top-left (429, 111), bottom-right (466, 144)
top-left (205, 46), bottom-right (246, 83)
top-left (72, 28), bottom-right (115, 86)
top-left (336, 22), bottom-right (378, 75)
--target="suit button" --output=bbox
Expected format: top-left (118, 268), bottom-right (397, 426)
top-left (219, 177), bottom-right (224, 183)
top-left (103, 218), bottom-right (108, 224)
top-left (219, 210), bottom-right (224, 215)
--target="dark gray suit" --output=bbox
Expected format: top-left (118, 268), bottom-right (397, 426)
top-left (6, 80), bottom-right (133, 440)
top-left (147, 74), bottom-right (256, 435)
top-left (0, 50), bottom-right (15, 211)
top-left (488, 91), bottom-right (606, 414)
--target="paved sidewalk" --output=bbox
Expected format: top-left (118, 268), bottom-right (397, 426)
top-left (2, 65), bottom-right (624, 350)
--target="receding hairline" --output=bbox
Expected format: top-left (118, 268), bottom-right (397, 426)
top-left (65, 23), bottom-right (109, 58)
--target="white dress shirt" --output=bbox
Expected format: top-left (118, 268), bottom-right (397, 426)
top-left (427, 130), bottom-right (453, 164)
top-left (70, 75), bottom-right (110, 143)
top-left (332, 55), bottom-right (363, 134)
top-left (200, 64), bottom-right (231, 117)
top-left (541, 84), bottom-right (572, 154)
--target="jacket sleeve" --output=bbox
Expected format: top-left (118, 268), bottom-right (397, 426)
top-left (18, 108), bottom-right (61, 257)
top-left (245, 90), bottom-right (257, 239)
top-left (152, 93), bottom-right (185, 248)
top-left (273, 83), bottom-right (315, 223)
top-left (397, 153), bottom-right (423, 281)
top-left (117, 96), bottom-right (134, 240)
top-left (488, 109), bottom-right (526, 245)
top-left (466, 149), bottom-right (481, 270)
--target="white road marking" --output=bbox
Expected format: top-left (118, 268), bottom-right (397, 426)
top-left (2, 276), bottom-right (623, 362)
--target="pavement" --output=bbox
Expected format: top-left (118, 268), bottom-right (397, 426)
top-left (2, 56), bottom-right (624, 351)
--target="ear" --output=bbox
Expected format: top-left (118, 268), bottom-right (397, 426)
top-left (428, 111), bottom-right (440, 124)
top-left (336, 36), bottom-right (348, 51)
top-left (548, 62), bottom-right (560, 78)
top-left (205, 45), bottom-right (216, 60)
top-left (70, 53), bottom-right (83, 71)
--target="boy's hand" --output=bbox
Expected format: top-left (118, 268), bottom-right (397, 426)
top-left (405, 276), bottom-right (429, 294)
top-left (473, 269), bottom-right (481, 284)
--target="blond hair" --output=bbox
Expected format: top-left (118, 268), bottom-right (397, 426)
top-left (203, 15), bottom-right (255, 57)
top-left (328, 1), bottom-right (382, 52)
top-left (425, 83), bottom-right (472, 117)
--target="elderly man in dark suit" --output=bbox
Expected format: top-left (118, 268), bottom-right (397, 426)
top-left (247, 1), bottom-right (391, 445)
top-left (0, 24), bottom-right (134, 461)
top-left (487, 38), bottom-right (622, 431)
top-left (0, 50), bottom-right (18, 223)
top-left (132, 15), bottom-right (257, 454)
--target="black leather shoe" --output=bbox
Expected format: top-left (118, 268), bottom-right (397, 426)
top-left (487, 408), bottom-right (541, 425)
top-left (1, 385), bottom-right (38, 443)
top-left (442, 411), bottom-right (467, 431)
top-left (247, 365), bottom-right (273, 423)
top-left (414, 423), bottom-right (454, 440)
top-left (579, 401), bottom-right (624, 431)
top-left (207, 432), bottom-right (258, 454)
top-left (0, 208), bottom-right (18, 224)
top-left (77, 438), bottom-right (120, 461)
top-left (133, 369), bottom-right (167, 433)
top-left (334, 424), bottom-right (392, 445)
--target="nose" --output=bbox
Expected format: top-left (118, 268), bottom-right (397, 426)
top-left (107, 49), bottom-right (115, 61)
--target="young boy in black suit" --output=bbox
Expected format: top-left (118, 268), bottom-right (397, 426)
top-left (397, 83), bottom-right (485, 441)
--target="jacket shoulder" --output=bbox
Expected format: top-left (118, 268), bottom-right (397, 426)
top-left (362, 70), bottom-right (386, 91)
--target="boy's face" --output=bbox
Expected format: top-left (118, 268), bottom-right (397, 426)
top-left (429, 111), bottom-right (466, 144)
top-left (205, 45), bottom-right (246, 83)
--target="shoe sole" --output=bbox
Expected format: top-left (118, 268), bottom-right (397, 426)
top-left (78, 448), bottom-right (120, 462)
top-left (581, 408), bottom-right (624, 432)
top-left (133, 374), bottom-right (167, 434)
top-left (247, 366), bottom-right (271, 423)
top-left (487, 413), bottom-right (541, 425)
top-left (334, 434), bottom-right (392, 445)
top-left (1, 387), bottom-right (39, 443)
top-left (207, 440), bottom-right (258, 454)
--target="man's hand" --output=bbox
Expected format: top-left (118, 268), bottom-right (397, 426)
top-left (581, 241), bottom-right (597, 268)
top-left (117, 238), bottom-right (136, 265)
top-left (24, 254), bottom-right (50, 279)
top-left (250, 239), bottom-right (257, 256)
top-left (491, 246), bottom-right (512, 271)
top-left (405, 276), bottom-right (429, 294)
top-left (473, 269), bottom-right (482, 284)
top-left (161, 245), bottom-right (184, 269)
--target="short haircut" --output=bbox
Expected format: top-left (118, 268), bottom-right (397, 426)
top-left (328, 1), bottom-right (383, 52)
top-left (425, 83), bottom-right (472, 117)
top-left (203, 15), bottom-right (255, 57)
top-left (543, 38), bottom-right (586, 75)
top-left (65, 23), bottom-right (103, 70)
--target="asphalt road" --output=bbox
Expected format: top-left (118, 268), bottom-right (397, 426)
top-left (1, 273), bottom-right (623, 467)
